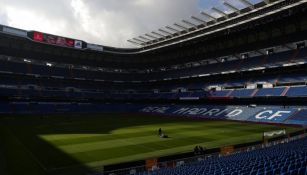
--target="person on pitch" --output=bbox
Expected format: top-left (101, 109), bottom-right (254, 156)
top-left (158, 128), bottom-right (162, 136)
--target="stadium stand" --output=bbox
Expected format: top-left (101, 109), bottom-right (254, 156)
top-left (285, 109), bottom-right (307, 125)
top-left (230, 89), bottom-right (255, 97)
top-left (0, 0), bottom-right (307, 174)
top-left (139, 105), bottom-right (307, 126)
top-left (0, 43), bottom-right (306, 101)
top-left (254, 87), bottom-right (285, 97)
top-left (2, 54), bottom-right (307, 100)
top-left (286, 86), bottom-right (307, 97)
top-left (137, 136), bottom-right (307, 175)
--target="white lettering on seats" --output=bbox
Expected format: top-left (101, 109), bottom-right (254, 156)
top-left (226, 109), bottom-right (243, 118)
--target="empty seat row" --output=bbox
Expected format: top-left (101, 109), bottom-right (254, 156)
top-left (137, 137), bottom-right (307, 175)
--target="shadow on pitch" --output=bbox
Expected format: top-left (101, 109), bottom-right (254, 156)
top-left (0, 113), bottom-right (183, 175)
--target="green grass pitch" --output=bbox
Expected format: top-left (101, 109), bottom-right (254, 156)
top-left (0, 113), bottom-right (300, 175)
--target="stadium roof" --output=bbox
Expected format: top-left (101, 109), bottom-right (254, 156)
top-left (0, 0), bottom-right (306, 69)
top-left (128, 0), bottom-right (306, 51)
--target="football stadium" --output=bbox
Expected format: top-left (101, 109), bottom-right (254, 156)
top-left (0, 0), bottom-right (307, 175)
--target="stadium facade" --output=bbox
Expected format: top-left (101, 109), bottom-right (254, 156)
top-left (0, 0), bottom-right (307, 174)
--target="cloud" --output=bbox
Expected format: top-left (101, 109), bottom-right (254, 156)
top-left (0, 11), bottom-right (8, 25)
top-left (0, 0), bottom-right (249, 48)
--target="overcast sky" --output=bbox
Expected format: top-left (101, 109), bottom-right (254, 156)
top-left (0, 0), bottom-right (261, 48)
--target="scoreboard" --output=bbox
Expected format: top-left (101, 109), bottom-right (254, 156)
top-left (0, 25), bottom-right (104, 52)
top-left (30, 31), bottom-right (83, 49)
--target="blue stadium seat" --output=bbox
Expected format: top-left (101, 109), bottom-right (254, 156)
top-left (230, 89), bottom-right (254, 97)
top-left (210, 90), bottom-right (232, 97)
top-left (285, 109), bottom-right (307, 125)
top-left (286, 86), bottom-right (307, 97)
top-left (255, 87), bottom-right (285, 97)
top-left (137, 137), bottom-right (307, 175)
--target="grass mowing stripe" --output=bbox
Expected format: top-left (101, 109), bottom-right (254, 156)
top-left (39, 121), bottom-right (247, 142)
top-left (40, 123), bottom-right (215, 142)
top-left (57, 128), bottom-right (219, 154)
top-left (41, 122), bottom-right (274, 146)
top-left (45, 124), bottom-right (282, 154)
top-left (58, 135), bottom-right (166, 153)
top-left (42, 124), bottom-right (195, 141)
top-left (38, 134), bottom-right (104, 141)
top-left (81, 133), bottom-right (264, 168)
top-left (49, 127), bottom-right (253, 153)
top-left (69, 135), bottom-right (216, 163)
top-left (68, 130), bottom-right (270, 164)
top-left (40, 126), bottom-right (207, 146)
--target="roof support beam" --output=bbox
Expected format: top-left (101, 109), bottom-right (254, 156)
top-left (139, 36), bottom-right (151, 41)
top-left (223, 2), bottom-right (240, 14)
top-left (191, 16), bottom-right (207, 24)
top-left (174, 23), bottom-right (189, 30)
top-left (132, 38), bottom-right (146, 44)
top-left (200, 11), bottom-right (216, 21)
top-left (166, 26), bottom-right (181, 33)
top-left (158, 29), bottom-right (173, 35)
top-left (145, 33), bottom-right (159, 39)
top-left (211, 7), bottom-right (228, 18)
top-left (151, 31), bottom-right (165, 38)
top-left (238, 0), bottom-right (254, 9)
top-left (127, 39), bottom-right (142, 46)
top-left (182, 20), bottom-right (198, 27)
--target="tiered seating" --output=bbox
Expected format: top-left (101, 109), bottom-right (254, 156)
top-left (138, 137), bottom-right (307, 175)
top-left (1, 47), bottom-right (307, 81)
top-left (41, 90), bottom-right (67, 98)
top-left (286, 109), bottom-right (307, 125)
top-left (230, 89), bottom-right (254, 97)
top-left (1, 73), bottom-right (307, 100)
top-left (191, 91), bottom-right (208, 98)
top-left (278, 73), bottom-right (307, 83)
top-left (0, 87), bottom-right (17, 97)
top-left (210, 90), bottom-right (232, 97)
top-left (210, 85), bottom-right (307, 98)
top-left (286, 86), bottom-right (307, 97)
top-left (3, 80), bottom-right (307, 100)
top-left (0, 103), bottom-right (11, 113)
top-left (140, 105), bottom-right (307, 125)
top-left (255, 87), bottom-right (285, 97)
top-left (159, 92), bottom-right (177, 100)
top-left (0, 46), bottom-right (306, 100)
